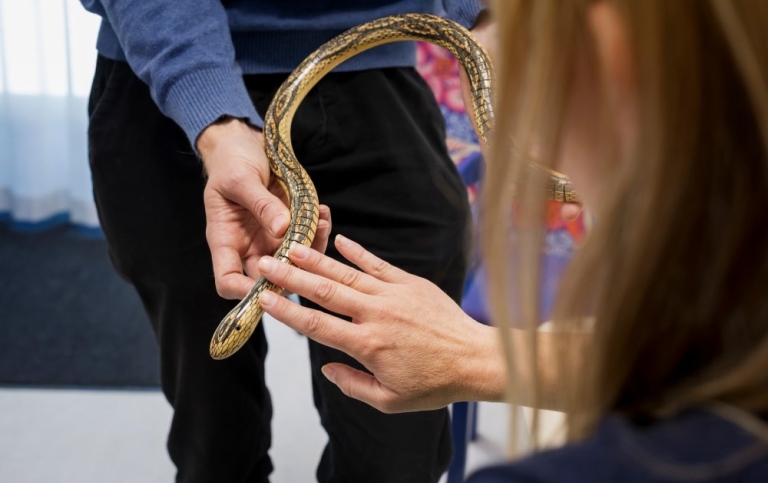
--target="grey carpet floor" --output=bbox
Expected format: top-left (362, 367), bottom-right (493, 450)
top-left (0, 222), bottom-right (160, 387)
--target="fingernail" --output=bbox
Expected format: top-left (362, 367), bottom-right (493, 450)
top-left (270, 215), bottom-right (287, 236)
top-left (259, 291), bottom-right (277, 307)
top-left (258, 256), bottom-right (277, 274)
top-left (321, 365), bottom-right (336, 383)
top-left (335, 234), bottom-right (352, 248)
top-left (290, 242), bottom-right (310, 259)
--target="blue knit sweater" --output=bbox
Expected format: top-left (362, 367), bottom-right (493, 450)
top-left (79, 0), bottom-right (485, 145)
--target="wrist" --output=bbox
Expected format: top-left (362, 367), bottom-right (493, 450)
top-left (197, 117), bottom-right (263, 172)
top-left (456, 321), bottom-right (507, 403)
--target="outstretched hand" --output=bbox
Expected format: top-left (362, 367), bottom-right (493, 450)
top-left (255, 235), bottom-right (506, 414)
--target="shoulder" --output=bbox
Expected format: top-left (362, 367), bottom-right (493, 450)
top-left (466, 410), bottom-right (768, 483)
top-left (466, 429), bottom-right (626, 483)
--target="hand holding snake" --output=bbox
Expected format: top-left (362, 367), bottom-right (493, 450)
top-left (204, 14), bottom-right (578, 360)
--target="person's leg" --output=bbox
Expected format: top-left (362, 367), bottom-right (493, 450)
top-left (88, 56), bottom-right (273, 483)
top-left (251, 67), bottom-right (471, 483)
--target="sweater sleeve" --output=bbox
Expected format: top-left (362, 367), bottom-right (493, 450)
top-left (79, 0), bottom-right (262, 147)
top-left (442, 0), bottom-right (487, 29)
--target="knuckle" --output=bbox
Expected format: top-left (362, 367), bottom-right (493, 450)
top-left (215, 279), bottom-right (234, 299)
top-left (305, 248), bottom-right (324, 269)
top-left (339, 268), bottom-right (361, 287)
top-left (205, 226), bottom-right (218, 245)
top-left (369, 300), bottom-right (393, 320)
top-left (375, 388), bottom-right (404, 415)
top-left (214, 170), bottom-right (245, 192)
top-left (214, 280), bottom-right (226, 297)
top-left (378, 399), bottom-right (396, 415)
top-left (305, 310), bottom-right (325, 336)
top-left (412, 278), bottom-right (431, 292)
top-left (358, 331), bottom-right (383, 358)
top-left (370, 257), bottom-right (391, 277)
top-left (276, 261), bottom-right (292, 282)
top-left (340, 380), bottom-right (356, 401)
top-left (313, 279), bottom-right (336, 301)
top-left (251, 196), bottom-right (274, 221)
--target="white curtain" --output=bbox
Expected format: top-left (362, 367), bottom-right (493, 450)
top-left (0, 0), bottom-right (101, 228)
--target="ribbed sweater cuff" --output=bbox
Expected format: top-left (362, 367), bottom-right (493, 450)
top-left (447, 0), bottom-right (487, 29)
top-left (162, 67), bottom-right (263, 149)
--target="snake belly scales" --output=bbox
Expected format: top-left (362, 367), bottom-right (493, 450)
top-left (209, 13), bottom-right (578, 360)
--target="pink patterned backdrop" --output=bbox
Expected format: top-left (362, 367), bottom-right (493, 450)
top-left (416, 42), bottom-right (585, 323)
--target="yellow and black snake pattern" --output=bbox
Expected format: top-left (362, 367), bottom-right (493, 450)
top-left (209, 13), bottom-right (578, 360)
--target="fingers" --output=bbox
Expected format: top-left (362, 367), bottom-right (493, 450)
top-left (257, 255), bottom-right (372, 317)
top-left (258, 290), bottom-right (358, 352)
top-left (207, 202), bottom-right (330, 300)
top-left (334, 235), bottom-right (410, 283)
top-left (286, 241), bottom-right (380, 295)
top-left (321, 364), bottom-right (399, 414)
top-left (261, 293), bottom-right (401, 414)
top-left (217, 274), bottom-right (255, 300)
top-left (222, 178), bottom-right (290, 238)
top-left (200, 122), bottom-right (290, 238)
top-left (311, 205), bottom-right (332, 254)
top-left (209, 243), bottom-right (251, 300)
top-left (207, 236), bottom-right (255, 299)
top-left (560, 202), bottom-right (583, 221)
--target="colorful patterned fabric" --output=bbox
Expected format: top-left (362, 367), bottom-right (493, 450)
top-left (416, 42), bottom-right (586, 323)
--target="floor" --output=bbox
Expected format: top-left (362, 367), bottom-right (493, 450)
top-left (0, 314), bottom-right (517, 483)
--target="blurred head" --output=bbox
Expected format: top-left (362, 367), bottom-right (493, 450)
top-left (485, 0), bottom-right (768, 440)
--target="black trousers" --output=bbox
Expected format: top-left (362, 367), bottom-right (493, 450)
top-left (88, 56), bottom-right (470, 483)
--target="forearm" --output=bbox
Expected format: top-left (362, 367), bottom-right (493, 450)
top-left (453, 320), bottom-right (592, 411)
top-left (507, 327), bottom-right (592, 410)
top-left (455, 322), bottom-right (508, 403)
top-left (80, 0), bottom-right (261, 145)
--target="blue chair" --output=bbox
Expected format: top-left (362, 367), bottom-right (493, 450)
top-left (447, 151), bottom-right (486, 483)
top-left (448, 401), bottom-right (479, 483)
top-left (447, 257), bottom-right (488, 482)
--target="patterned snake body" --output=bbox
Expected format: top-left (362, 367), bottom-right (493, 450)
top-left (209, 13), bottom-right (577, 360)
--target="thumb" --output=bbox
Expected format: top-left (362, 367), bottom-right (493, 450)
top-left (321, 363), bottom-right (398, 414)
top-left (208, 171), bottom-right (290, 238)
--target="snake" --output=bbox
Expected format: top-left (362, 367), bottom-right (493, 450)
top-left (209, 13), bottom-right (578, 360)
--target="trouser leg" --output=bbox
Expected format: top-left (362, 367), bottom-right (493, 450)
top-left (88, 56), bottom-right (273, 483)
top-left (249, 67), bottom-right (471, 483)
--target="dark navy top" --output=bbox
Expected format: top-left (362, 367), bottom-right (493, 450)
top-left (468, 410), bottom-right (768, 482)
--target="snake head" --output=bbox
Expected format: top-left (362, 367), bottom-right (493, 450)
top-left (209, 290), bottom-right (266, 360)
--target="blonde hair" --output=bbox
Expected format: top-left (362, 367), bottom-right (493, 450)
top-left (485, 0), bottom-right (768, 449)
